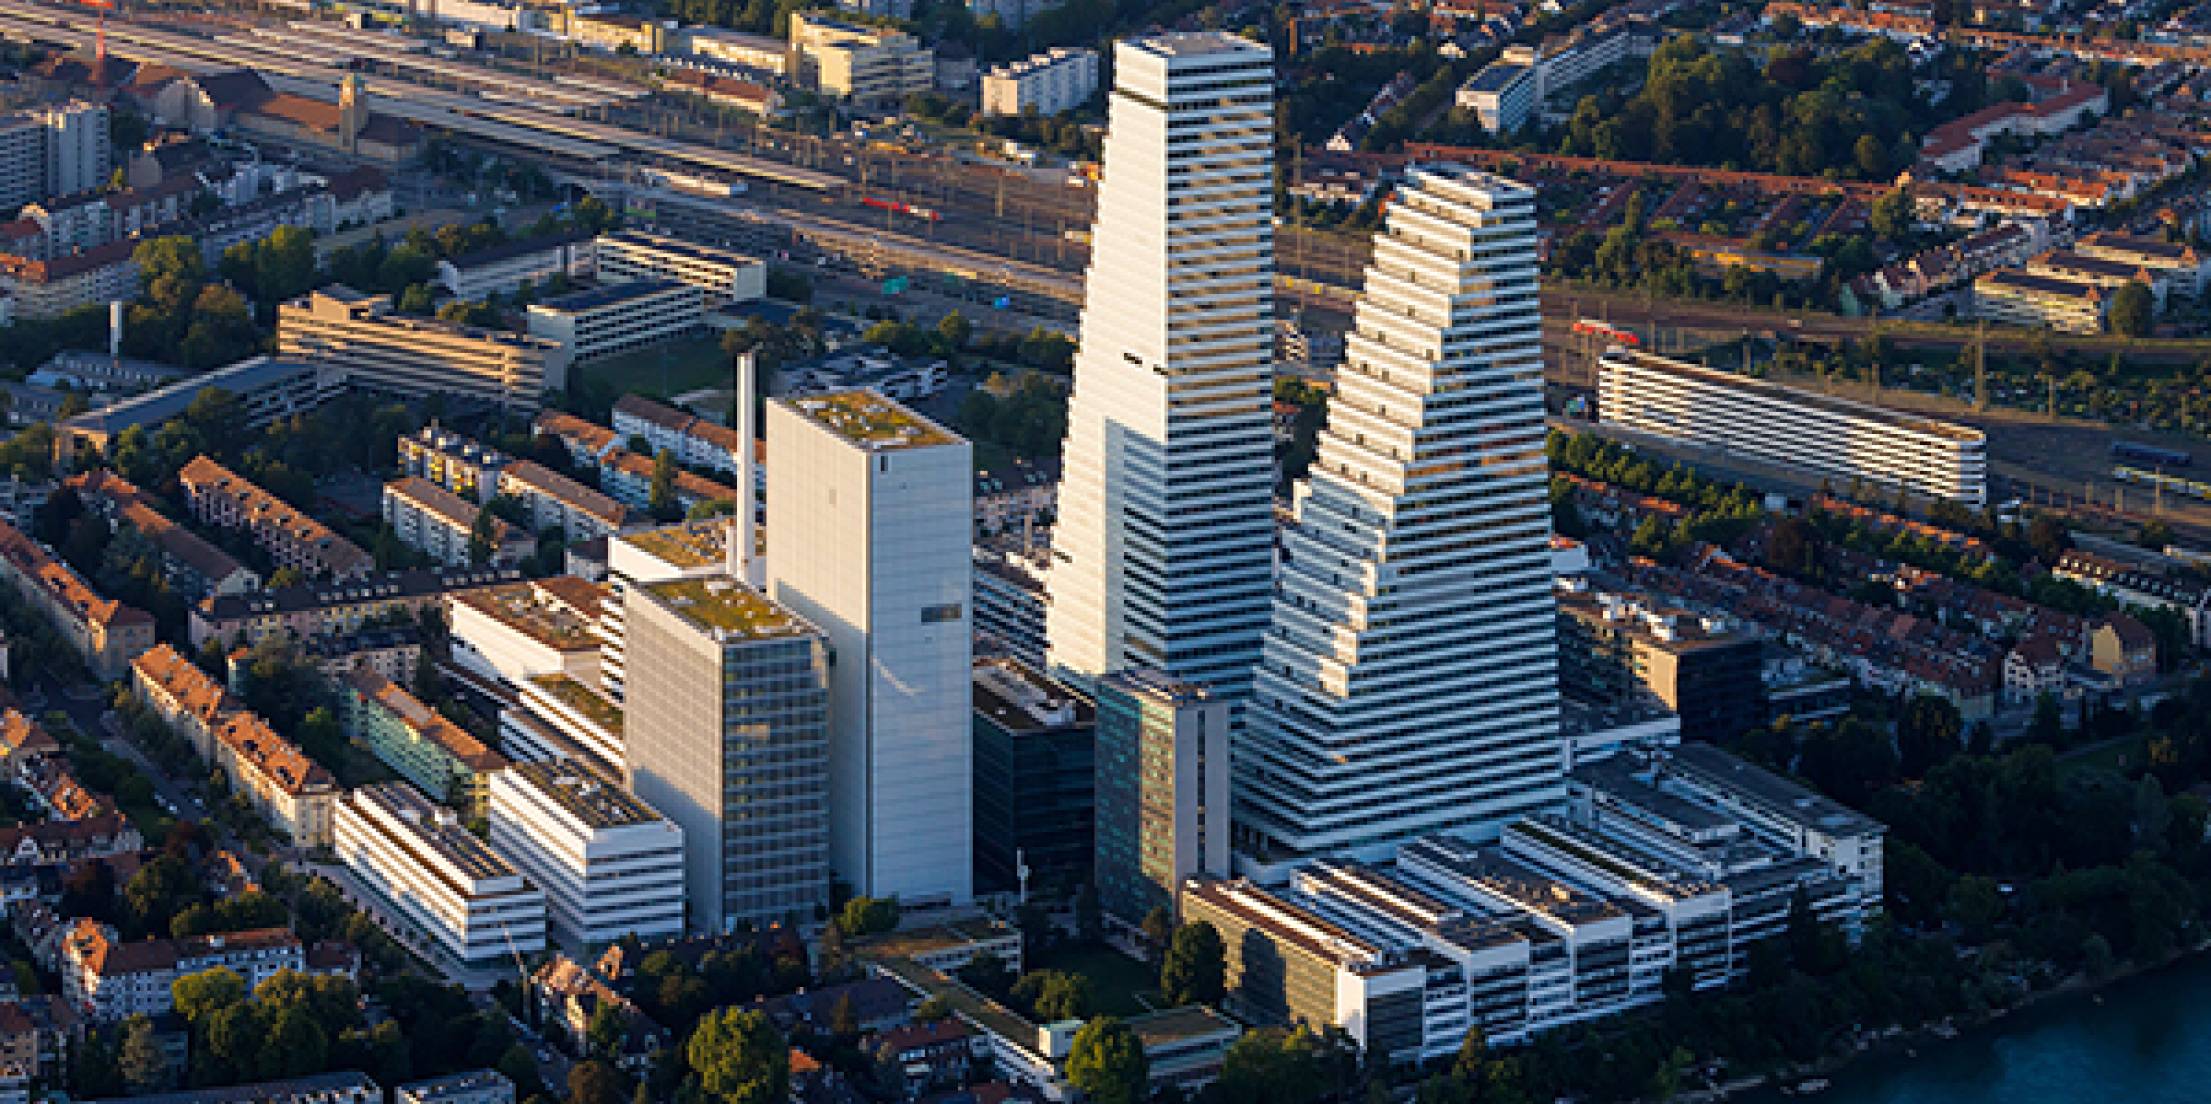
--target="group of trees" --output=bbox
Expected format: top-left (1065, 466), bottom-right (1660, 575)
top-left (1546, 430), bottom-right (1767, 554)
top-left (956, 371), bottom-right (1068, 463)
top-left (127, 237), bottom-right (262, 371)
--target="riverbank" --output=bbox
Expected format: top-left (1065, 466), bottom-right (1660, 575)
top-left (1702, 938), bottom-right (2211, 1103)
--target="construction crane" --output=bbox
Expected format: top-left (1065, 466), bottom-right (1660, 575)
top-left (74, 0), bottom-right (115, 83)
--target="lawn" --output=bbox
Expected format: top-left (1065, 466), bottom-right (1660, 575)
top-left (1033, 942), bottom-right (1163, 1017)
top-left (572, 336), bottom-right (735, 405)
top-left (2056, 735), bottom-right (2145, 782)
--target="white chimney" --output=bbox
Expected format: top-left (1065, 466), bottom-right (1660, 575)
top-left (108, 300), bottom-right (123, 361)
top-left (729, 351), bottom-right (760, 586)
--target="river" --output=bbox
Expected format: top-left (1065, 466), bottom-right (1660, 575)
top-left (1741, 953), bottom-right (2211, 1104)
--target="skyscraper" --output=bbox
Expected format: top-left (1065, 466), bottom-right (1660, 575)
top-left (1045, 32), bottom-right (1279, 704)
top-left (623, 574), bottom-right (831, 933)
top-left (764, 390), bottom-right (974, 906)
top-left (1239, 165), bottom-right (1562, 863)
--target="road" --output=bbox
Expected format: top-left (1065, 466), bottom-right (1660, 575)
top-left (29, 670), bottom-right (211, 824)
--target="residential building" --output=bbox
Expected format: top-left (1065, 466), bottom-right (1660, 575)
top-left (530, 956), bottom-right (669, 1072)
top-left (981, 48), bottom-right (1100, 117)
top-left (1556, 583), bottom-right (1766, 740)
top-left (765, 391), bottom-right (973, 906)
top-left (622, 574), bottom-right (831, 933)
top-left (593, 231), bottom-right (767, 307)
top-left (0, 521), bottom-right (153, 680)
top-left (567, 12), bottom-right (671, 53)
top-left (190, 565), bottom-right (521, 649)
top-left (2090, 614), bottom-right (2158, 686)
top-left (66, 470), bottom-right (260, 599)
top-left (2005, 633), bottom-right (2068, 703)
top-left (497, 461), bottom-right (634, 543)
top-left (974, 462), bottom-right (1057, 538)
top-left (1971, 268), bottom-right (2111, 335)
top-left (594, 449), bottom-right (736, 516)
top-left (131, 643), bottom-right (242, 761)
top-left (971, 659), bottom-right (1095, 894)
top-left (61, 922), bottom-right (315, 1021)
top-left (2076, 230), bottom-right (2210, 298)
top-left (488, 760), bottom-right (685, 948)
top-left (436, 233), bottom-right (594, 302)
top-left (397, 426), bottom-right (511, 504)
top-left (1093, 668), bottom-right (1229, 924)
top-left (59, 356), bottom-right (344, 466)
top-left (611, 394), bottom-right (745, 477)
top-left (680, 27), bottom-right (793, 74)
top-left (1598, 348), bottom-right (1989, 507)
top-left (178, 455), bottom-right (373, 580)
top-left (335, 783), bottom-right (547, 967)
top-left (1456, 61), bottom-right (1536, 131)
top-left (384, 476), bottom-right (535, 568)
top-left (525, 280), bottom-right (704, 363)
top-left (534, 411), bottom-right (622, 469)
top-left (84, 1073), bottom-right (381, 1104)
top-left (1046, 34), bottom-right (1278, 707)
top-left (35, 100), bottom-right (109, 201)
top-left (278, 287), bottom-right (571, 414)
top-left (0, 239), bottom-right (138, 321)
top-left (789, 14), bottom-right (935, 104)
top-left (2029, 249), bottom-right (2167, 308)
top-left (393, 1072), bottom-right (515, 1104)
top-left (341, 669), bottom-right (510, 816)
top-left (1243, 166), bottom-right (1560, 864)
top-left (211, 711), bottom-right (339, 846)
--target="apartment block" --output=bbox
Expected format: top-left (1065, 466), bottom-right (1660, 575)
top-left (0, 239), bottom-right (138, 321)
top-left (61, 922), bottom-right (317, 1021)
top-left (211, 710), bottom-right (339, 846)
top-left (1971, 269), bottom-right (2109, 335)
top-left (66, 469), bottom-right (259, 599)
top-left (680, 27), bottom-right (793, 74)
top-left (278, 287), bottom-right (570, 414)
top-left (189, 565), bottom-right (521, 649)
top-left (525, 280), bottom-right (703, 363)
top-left (2075, 230), bottom-right (2210, 298)
top-left (397, 426), bottom-right (511, 504)
top-left (393, 1072), bottom-right (516, 1104)
top-left (1555, 582), bottom-right (1766, 741)
top-left (177, 454), bottom-right (373, 580)
top-left (593, 231), bottom-right (767, 307)
top-left (436, 233), bottom-right (594, 302)
top-left (765, 391), bottom-right (973, 906)
top-left (1597, 348), bottom-right (1988, 506)
top-left (594, 449), bottom-right (736, 515)
top-left (980, 48), bottom-right (1100, 117)
top-left (611, 394), bottom-right (745, 477)
top-left (335, 783), bottom-right (547, 967)
top-left (0, 520), bottom-right (153, 679)
top-left (85, 1073), bottom-right (382, 1104)
top-left (341, 669), bottom-right (510, 817)
top-left (533, 411), bottom-right (621, 470)
top-left (1456, 61), bottom-right (1537, 132)
top-left (971, 659), bottom-right (1094, 895)
top-left (497, 461), bottom-right (633, 543)
top-left (623, 574), bottom-right (830, 933)
top-left (384, 476), bottom-right (535, 568)
top-left (789, 14), bottom-right (934, 104)
top-left (1094, 668), bottom-right (1229, 924)
top-left (130, 644), bottom-right (244, 762)
top-left (488, 760), bottom-right (685, 948)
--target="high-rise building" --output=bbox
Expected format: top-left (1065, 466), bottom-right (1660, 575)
top-left (1093, 667), bottom-right (1230, 923)
top-left (970, 658), bottom-right (1095, 895)
top-left (622, 573), bottom-right (831, 933)
top-left (488, 760), bottom-right (686, 949)
top-left (1240, 165), bottom-right (1561, 863)
top-left (1045, 33), bottom-right (1278, 707)
top-left (764, 391), bottom-right (973, 906)
top-left (42, 100), bottom-right (110, 200)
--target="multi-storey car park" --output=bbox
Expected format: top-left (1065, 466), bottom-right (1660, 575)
top-left (1596, 348), bottom-right (1989, 508)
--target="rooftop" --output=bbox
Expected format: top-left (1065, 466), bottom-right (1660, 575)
top-left (506, 760), bottom-right (665, 829)
top-left (452, 580), bottom-right (603, 651)
top-left (1603, 349), bottom-right (1985, 443)
top-left (619, 521), bottom-right (730, 569)
top-left (534, 278), bottom-right (691, 313)
top-left (1667, 742), bottom-right (1884, 837)
top-left (348, 782), bottom-right (519, 884)
top-left (643, 576), bottom-right (808, 640)
top-left (528, 673), bottom-right (622, 733)
top-left (784, 389), bottom-right (959, 450)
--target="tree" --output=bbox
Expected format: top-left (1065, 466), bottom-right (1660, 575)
top-left (470, 505), bottom-right (500, 565)
top-left (2109, 281), bottom-right (2154, 337)
top-left (1218, 1027), bottom-right (1324, 1104)
top-left (1064, 1017), bottom-right (1147, 1104)
top-left (647, 449), bottom-right (680, 521)
top-left (1159, 921), bottom-right (1227, 1007)
top-left (172, 966), bottom-right (247, 1024)
top-left (1870, 186), bottom-right (1914, 241)
top-left (587, 1002), bottom-right (627, 1062)
top-left (1945, 874), bottom-right (2005, 941)
top-left (1140, 906), bottom-right (1175, 960)
top-left (119, 1015), bottom-right (174, 1094)
top-left (566, 1060), bottom-right (626, 1104)
top-left (1897, 693), bottom-right (1964, 777)
top-left (837, 896), bottom-right (899, 937)
top-left (686, 1008), bottom-right (787, 1104)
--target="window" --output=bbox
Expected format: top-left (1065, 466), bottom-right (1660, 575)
top-left (921, 603), bottom-right (962, 624)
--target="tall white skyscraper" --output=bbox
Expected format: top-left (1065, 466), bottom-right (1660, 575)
top-left (765, 391), bottom-right (974, 906)
top-left (1045, 32), bottom-right (1279, 703)
top-left (1239, 165), bottom-right (1562, 863)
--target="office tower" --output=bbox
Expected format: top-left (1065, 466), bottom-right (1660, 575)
top-left (1093, 667), bottom-right (1230, 923)
top-left (623, 574), bottom-right (830, 933)
top-left (1045, 32), bottom-right (1278, 706)
top-left (764, 391), bottom-right (973, 905)
top-left (970, 658), bottom-right (1096, 895)
top-left (42, 101), bottom-right (110, 199)
top-left (1240, 166), bottom-right (1561, 863)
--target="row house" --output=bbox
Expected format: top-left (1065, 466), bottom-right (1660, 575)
top-left (0, 814), bottom-right (140, 868)
top-left (178, 455), bottom-right (373, 581)
top-left (610, 395), bottom-right (745, 477)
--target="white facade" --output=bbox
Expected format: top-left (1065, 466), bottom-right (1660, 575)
top-left (594, 231), bottom-right (767, 307)
top-left (1596, 348), bottom-right (1989, 507)
top-left (1242, 166), bottom-right (1561, 863)
top-left (41, 100), bottom-right (110, 200)
top-left (1456, 62), bottom-right (1536, 132)
top-left (334, 783), bottom-right (547, 967)
top-left (765, 392), bottom-right (973, 906)
top-left (488, 761), bottom-right (685, 948)
top-left (682, 27), bottom-right (792, 75)
top-left (525, 280), bottom-right (704, 363)
top-left (1045, 33), bottom-right (1278, 708)
top-left (981, 48), bottom-right (1100, 117)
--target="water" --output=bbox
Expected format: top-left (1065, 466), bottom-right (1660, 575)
top-left (1744, 953), bottom-right (2211, 1104)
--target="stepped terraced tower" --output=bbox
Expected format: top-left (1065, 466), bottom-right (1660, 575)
top-left (1044, 32), bottom-right (1279, 703)
top-left (1239, 165), bottom-right (1563, 863)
